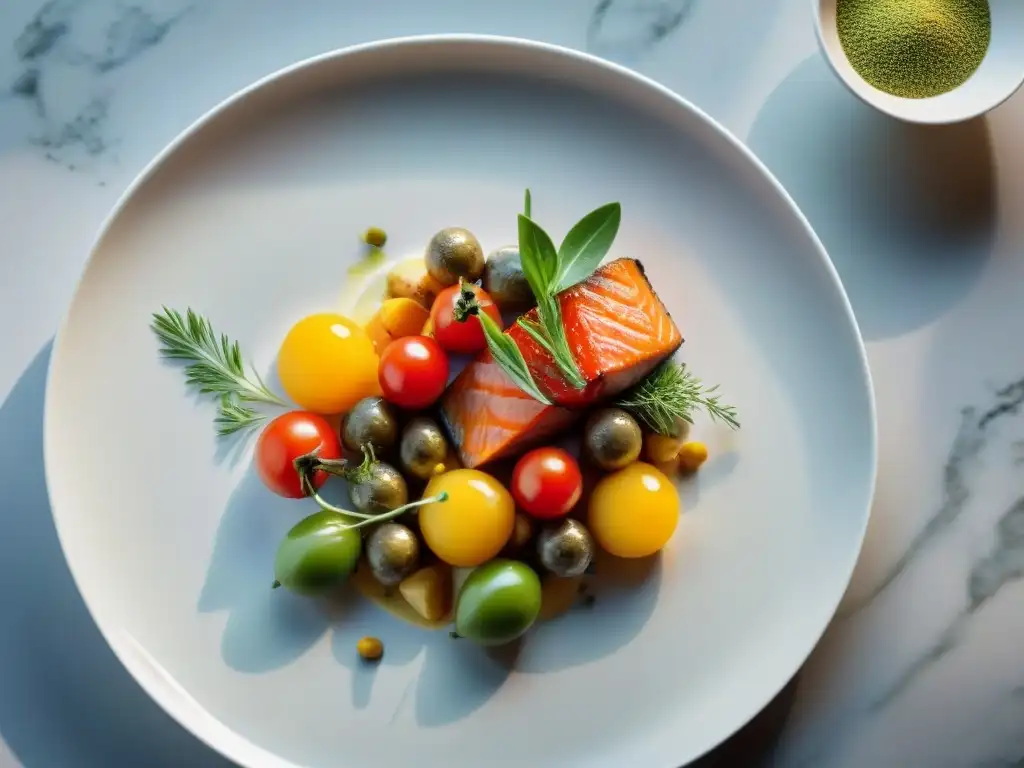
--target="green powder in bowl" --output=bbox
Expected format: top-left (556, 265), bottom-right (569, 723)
top-left (836, 0), bottom-right (991, 99)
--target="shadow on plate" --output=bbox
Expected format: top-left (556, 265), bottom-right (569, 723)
top-left (686, 674), bottom-right (800, 767)
top-left (517, 550), bottom-right (661, 674)
top-left (678, 448), bottom-right (740, 510)
top-left (198, 461), bottom-right (343, 673)
top-left (747, 54), bottom-right (996, 341)
top-left (0, 341), bottom-right (230, 767)
top-left (203, 456), bottom-right (515, 725)
top-left (330, 606), bottom-right (516, 727)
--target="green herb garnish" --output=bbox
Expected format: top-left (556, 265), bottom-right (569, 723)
top-left (617, 361), bottom-right (740, 436)
top-left (454, 281), bottom-right (552, 404)
top-left (151, 307), bottom-right (287, 436)
top-left (552, 202), bottom-right (622, 292)
top-left (455, 190), bottom-right (621, 401)
top-left (516, 214), bottom-right (588, 389)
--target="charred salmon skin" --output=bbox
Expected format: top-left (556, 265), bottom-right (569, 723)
top-left (441, 258), bottom-right (682, 468)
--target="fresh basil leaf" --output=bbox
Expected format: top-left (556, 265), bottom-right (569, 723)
top-left (555, 202), bottom-right (621, 291)
top-left (478, 311), bottom-right (551, 404)
top-left (518, 214), bottom-right (559, 298)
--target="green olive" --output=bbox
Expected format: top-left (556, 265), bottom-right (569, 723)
top-left (425, 227), bottom-right (484, 286)
top-left (584, 408), bottom-right (643, 471)
top-left (273, 511), bottom-right (361, 596)
top-left (537, 519), bottom-right (594, 578)
top-left (400, 417), bottom-right (449, 480)
top-left (342, 397), bottom-right (399, 455)
top-left (455, 559), bottom-right (542, 645)
top-left (366, 523), bottom-right (421, 586)
top-left (482, 246), bottom-right (533, 310)
top-left (350, 462), bottom-right (409, 514)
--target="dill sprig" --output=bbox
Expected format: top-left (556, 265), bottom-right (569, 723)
top-left (151, 307), bottom-right (287, 436)
top-left (617, 361), bottom-right (739, 436)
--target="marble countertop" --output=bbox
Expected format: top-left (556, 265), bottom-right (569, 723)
top-left (2, 1), bottom-right (1023, 766)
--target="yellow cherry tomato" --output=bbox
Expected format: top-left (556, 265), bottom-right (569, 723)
top-left (277, 313), bottom-right (380, 414)
top-left (588, 462), bottom-right (680, 558)
top-left (678, 441), bottom-right (709, 473)
top-left (419, 469), bottom-right (515, 567)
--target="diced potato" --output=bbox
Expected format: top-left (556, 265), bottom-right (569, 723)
top-left (379, 298), bottom-right (430, 339)
top-left (643, 419), bottom-right (691, 463)
top-left (399, 564), bottom-right (453, 622)
top-left (645, 433), bottom-right (683, 463)
top-left (539, 574), bottom-right (584, 622)
top-left (364, 313), bottom-right (393, 354)
top-left (386, 258), bottom-right (445, 309)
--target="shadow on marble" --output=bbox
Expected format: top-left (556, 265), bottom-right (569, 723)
top-left (0, 341), bottom-right (230, 767)
top-left (747, 54), bottom-right (996, 341)
top-left (687, 674), bottom-right (800, 767)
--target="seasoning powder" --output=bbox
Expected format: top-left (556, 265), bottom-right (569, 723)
top-left (836, 0), bottom-right (991, 99)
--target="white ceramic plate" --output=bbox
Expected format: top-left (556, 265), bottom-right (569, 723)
top-left (44, 36), bottom-right (876, 768)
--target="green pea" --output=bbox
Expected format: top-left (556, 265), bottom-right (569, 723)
top-left (362, 226), bottom-right (388, 248)
top-left (273, 510), bottom-right (362, 596)
top-left (455, 559), bottom-right (542, 646)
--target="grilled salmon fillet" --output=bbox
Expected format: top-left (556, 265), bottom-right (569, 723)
top-left (441, 258), bottom-right (682, 468)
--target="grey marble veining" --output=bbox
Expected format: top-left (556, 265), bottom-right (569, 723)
top-left (6, 0), bottom-right (192, 161)
top-left (587, 0), bottom-right (697, 60)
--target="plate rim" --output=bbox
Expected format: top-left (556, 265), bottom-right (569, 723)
top-left (42, 33), bottom-right (878, 768)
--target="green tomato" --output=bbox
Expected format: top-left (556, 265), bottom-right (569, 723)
top-left (455, 559), bottom-right (542, 645)
top-left (273, 510), bottom-right (362, 596)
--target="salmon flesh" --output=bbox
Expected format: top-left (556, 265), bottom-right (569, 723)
top-left (440, 258), bottom-right (683, 468)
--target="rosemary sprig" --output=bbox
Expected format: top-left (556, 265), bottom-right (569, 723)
top-left (151, 307), bottom-right (287, 435)
top-left (214, 395), bottom-right (267, 437)
top-left (617, 361), bottom-right (740, 436)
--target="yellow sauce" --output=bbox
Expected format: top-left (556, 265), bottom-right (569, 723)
top-left (338, 254), bottom-right (433, 326)
top-left (355, 563), bottom-right (591, 630)
top-left (352, 534), bottom-right (658, 632)
top-left (539, 574), bottom-right (585, 621)
top-left (351, 560), bottom-right (452, 630)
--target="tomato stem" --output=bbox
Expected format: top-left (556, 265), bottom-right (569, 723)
top-left (298, 472), bottom-right (375, 519)
top-left (341, 492), bottom-right (449, 531)
top-left (297, 467), bottom-right (448, 528)
top-left (315, 457), bottom-right (352, 477)
top-left (452, 279), bottom-right (481, 323)
top-left (293, 444), bottom-right (375, 485)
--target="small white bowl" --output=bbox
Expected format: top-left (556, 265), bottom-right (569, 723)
top-left (815, 0), bottom-right (1024, 124)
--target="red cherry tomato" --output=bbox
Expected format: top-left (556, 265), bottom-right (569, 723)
top-left (511, 447), bottom-right (583, 519)
top-left (430, 284), bottom-right (503, 355)
top-left (255, 411), bottom-right (341, 498)
top-left (378, 336), bottom-right (450, 410)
